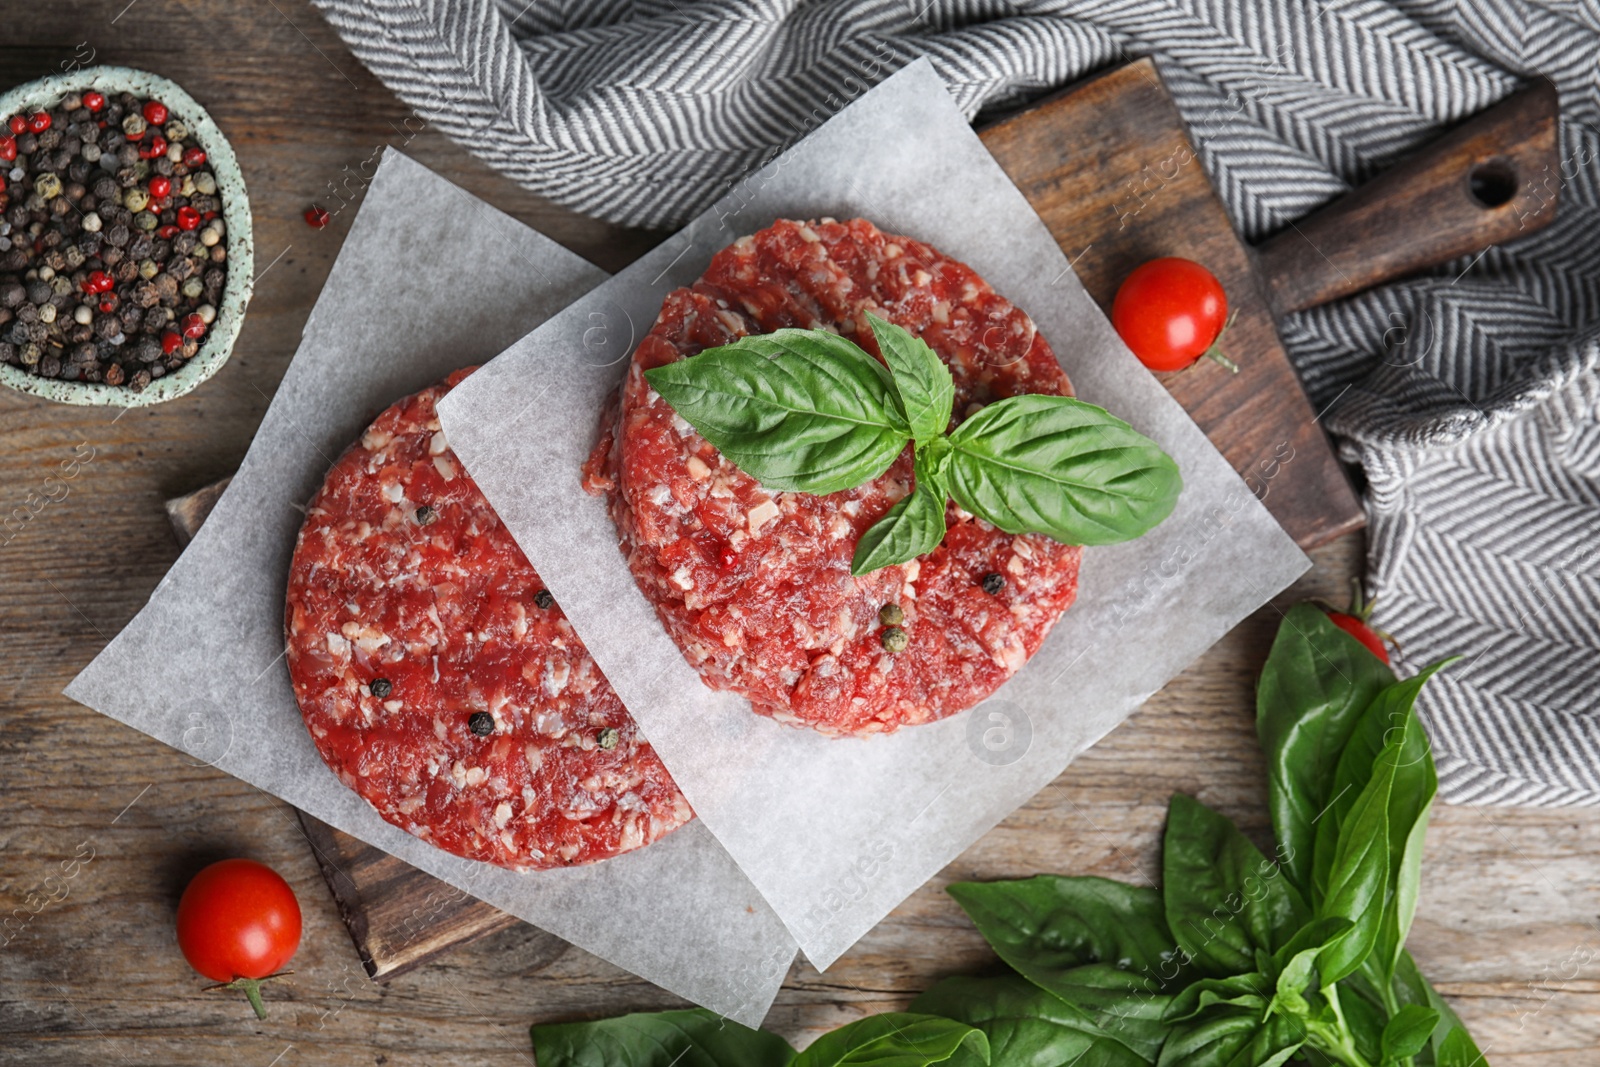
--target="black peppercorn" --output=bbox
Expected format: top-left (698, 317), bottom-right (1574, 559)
top-left (981, 572), bottom-right (1005, 595)
top-left (414, 504), bottom-right (437, 526)
top-left (369, 678), bottom-right (392, 698)
top-left (2, 89), bottom-right (227, 388)
top-left (533, 589), bottom-right (555, 610)
top-left (468, 711), bottom-right (494, 737)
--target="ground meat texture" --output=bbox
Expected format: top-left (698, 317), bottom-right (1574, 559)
top-left (583, 218), bottom-right (1083, 736)
top-left (288, 369), bottom-right (691, 870)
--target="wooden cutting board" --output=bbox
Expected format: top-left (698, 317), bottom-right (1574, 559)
top-left (167, 58), bottom-right (1559, 981)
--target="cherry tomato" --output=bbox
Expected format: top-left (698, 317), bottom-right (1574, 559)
top-left (1111, 257), bottom-right (1233, 372)
top-left (176, 859), bottom-right (301, 1019)
top-left (1320, 580), bottom-right (1392, 664)
top-left (1327, 611), bottom-right (1390, 664)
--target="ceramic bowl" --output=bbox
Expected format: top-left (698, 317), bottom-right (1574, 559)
top-left (0, 66), bottom-right (253, 406)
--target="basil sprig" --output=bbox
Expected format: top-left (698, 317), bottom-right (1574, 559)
top-left (643, 315), bottom-right (1181, 574)
top-left (531, 1008), bottom-right (985, 1067)
top-left (529, 606), bottom-right (1491, 1067)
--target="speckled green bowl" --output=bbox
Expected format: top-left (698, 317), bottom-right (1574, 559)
top-left (0, 66), bottom-right (252, 406)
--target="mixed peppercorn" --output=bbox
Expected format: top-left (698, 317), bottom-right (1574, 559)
top-left (0, 90), bottom-right (229, 389)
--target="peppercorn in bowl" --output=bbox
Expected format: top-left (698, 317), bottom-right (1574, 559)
top-left (0, 66), bottom-right (252, 405)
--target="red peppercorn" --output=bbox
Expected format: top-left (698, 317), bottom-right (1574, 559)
top-left (98, 298), bottom-right (116, 314)
top-left (27, 112), bottom-right (50, 134)
top-left (156, 224), bottom-right (180, 239)
top-left (176, 206), bottom-right (201, 231)
top-left (148, 175), bottom-right (172, 199)
top-left (182, 146), bottom-right (207, 167)
top-left (162, 330), bottom-right (184, 355)
top-left (139, 134), bottom-right (168, 160)
top-left (82, 270), bottom-right (113, 295)
top-left (0, 135), bottom-right (14, 163)
top-left (142, 100), bottom-right (169, 126)
top-left (304, 205), bottom-right (331, 229)
top-left (7, 115), bottom-right (26, 134)
top-left (203, 210), bottom-right (218, 220)
top-left (182, 313), bottom-right (206, 340)
top-left (82, 91), bottom-right (105, 112)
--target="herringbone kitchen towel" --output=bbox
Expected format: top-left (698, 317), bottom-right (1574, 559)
top-left (313, 0), bottom-right (1600, 805)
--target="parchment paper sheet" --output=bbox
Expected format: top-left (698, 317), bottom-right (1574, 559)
top-left (66, 151), bottom-right (797, 1027)
top-left (438, 60), bottom-right (1312, 970)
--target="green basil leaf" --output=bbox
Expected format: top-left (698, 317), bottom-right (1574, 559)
top-left (1256, 603), bottom-right (1397, 899)
top-left (913, 975), bottom-right (1150, 1067)
top-left (643, 330), bottom-right (909, 494)
top-left (947, 875), bottom-right (1186, 981)
top-left (1436, 1025), bottom-right (1489, 1067)
top-left (1393, 952), bottom-right (1486, 1066)
top-left (531, 1007), bottom-right (796, 1067)
top-left (1325, 985), bottom-right (1388, 1067)
top-left (1161, 795), bottom-right (1310, 977)
top-left (1318, 665), bottom-right (1450, 989)
top-left (1316, 742), bottom-right (1397, 986)
top-left (868, 314), bottom-right (953, 444)
top-left (1273, 944), bottom-right (1322, 1012)
top-left (852, 450), bottom-right (948, 575)
top-left (1272, 916), bottom-right (1354, 971)
top-left (944, 394), bottom-right (1182, 545)
top-left (1157, 1010), bottom-right (1303, 1067)
top-left (791, 1013), bottom-right (987, 1067)
top-left (1383, 1005), bottom-right (1442, 1062)
top-left (1163, 973), bottom-right (1270, 1024)
top-left (1035, 963), bottom-right (1173, 1061)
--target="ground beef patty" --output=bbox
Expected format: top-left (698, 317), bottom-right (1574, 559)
top-left (288, 369), bottom-right (691, 870)
top-left (583, 218), bottom-right (1083, 736)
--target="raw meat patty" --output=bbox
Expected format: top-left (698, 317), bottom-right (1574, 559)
top-left (287, 368), bottom-right (691, 871)
top-left (583, 218), bottom-right (1083, 736)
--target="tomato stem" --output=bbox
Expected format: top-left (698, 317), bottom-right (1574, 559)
top-left (1201, 308), bottom-right (1240, 374)
top-left (203, 971), bottom-right (292, 1020)
top-left (240, 979), bottom-right (267, 1020)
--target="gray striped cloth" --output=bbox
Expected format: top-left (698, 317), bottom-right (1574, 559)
top-left (314, 0), bottom-right (1600, 806)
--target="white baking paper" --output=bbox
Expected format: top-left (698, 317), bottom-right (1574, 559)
top-left (65, 150), bottom-right (797, 1026)
top-left (438, 60), bottom-right (1312, 970)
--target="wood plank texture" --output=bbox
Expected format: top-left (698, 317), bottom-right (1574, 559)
top-left (3, 4), bottom-right (1597, 1065)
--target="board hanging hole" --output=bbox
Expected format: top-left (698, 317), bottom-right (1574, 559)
top-left (1468, 159), bottom-right (1517, 208)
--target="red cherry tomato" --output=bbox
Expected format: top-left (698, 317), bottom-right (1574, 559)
top-left (1111, 257), bottom-right (1231, 372)
top-left (1327, 611), bottom-right (1390, 664)
top-left (176, 859), bottom-right (301, 1019)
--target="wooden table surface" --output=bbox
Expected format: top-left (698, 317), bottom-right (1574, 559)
top-left (3, 3), bottom-right (1597, 1064)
